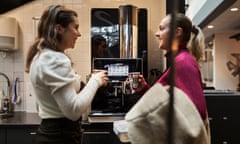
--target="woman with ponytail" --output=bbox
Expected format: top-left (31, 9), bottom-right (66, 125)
top-left (125, 13), bottom-right (210, 144)
top-left (188, 25), bottom-right (205, 63)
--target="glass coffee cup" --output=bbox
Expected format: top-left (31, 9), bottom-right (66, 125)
top-left (128, 72), bottom-right (140, 93)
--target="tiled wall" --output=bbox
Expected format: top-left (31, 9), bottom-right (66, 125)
top-left (0, 0), bottom-right (165, 112)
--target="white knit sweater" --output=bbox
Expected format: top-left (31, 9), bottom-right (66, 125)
top-left (30, 48), bottom-right (101, 121)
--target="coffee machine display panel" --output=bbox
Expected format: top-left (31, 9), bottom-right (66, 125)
top-left (93, 58), bottom-right (143, 82)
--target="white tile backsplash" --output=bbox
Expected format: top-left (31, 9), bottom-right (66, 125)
top-left (25, 82), bottom-right (37, 113)
top-left (13, 72), bottom-right (24, 82)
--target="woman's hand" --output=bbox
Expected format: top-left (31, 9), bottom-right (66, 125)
top-left (126, 74), bottom-right (148, 93)
top-left (134, 75), bottom-right (148, 93)
top-left (92, 69), bottom-right (108, 87)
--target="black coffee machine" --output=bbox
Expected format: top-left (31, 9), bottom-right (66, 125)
top-left (90, 58), bottom-right (143, 115)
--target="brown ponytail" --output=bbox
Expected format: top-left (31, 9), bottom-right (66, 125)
top-left (188, 25), bottom-right (205, 62)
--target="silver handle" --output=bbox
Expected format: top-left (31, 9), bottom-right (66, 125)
top-left (30, 132), bottom-right (37, 135)
top-left (83, 131), bottom-right (110, 134)
top-left (222, 116), bottom-right (228, 120)
top-left (208, 117), bottom-right (213, 121)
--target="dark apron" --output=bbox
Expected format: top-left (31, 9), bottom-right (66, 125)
top-left (33, 118), bottom-right (82, 144)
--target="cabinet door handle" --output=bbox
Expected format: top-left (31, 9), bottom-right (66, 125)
top-left (222, 141), bottom-right (228, 144)
top-left (208, 117), bottom-right (213, 121)
top-left (30, 132), bottom-right (37, 135)
top-left (222, 116), bottom-right (228, 120)
top-left (83, 131), bottom-right (110, 134)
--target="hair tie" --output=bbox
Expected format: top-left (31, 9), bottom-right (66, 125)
top-left (192, 25), bottom-right (199, 35)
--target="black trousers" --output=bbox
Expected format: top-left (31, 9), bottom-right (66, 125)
top-left (33, 118), bottom-right (82, 144)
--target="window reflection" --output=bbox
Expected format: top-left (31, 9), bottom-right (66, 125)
top-left (91, 8), bottom-right (120, 59)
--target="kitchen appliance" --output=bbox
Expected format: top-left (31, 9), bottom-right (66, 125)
top-left (90, 58), bottom-right (143, 115)
top-left (89, 5), bottom-right (146, 116)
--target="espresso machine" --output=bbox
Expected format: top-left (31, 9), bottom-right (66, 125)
top-left (90, 5), bottom-right (146, 116)
top-left (90, 58), bottom-right (143, 115)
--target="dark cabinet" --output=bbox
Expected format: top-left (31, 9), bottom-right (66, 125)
top-left (6, 126), bottom-right (38, 144)
top-left (0, 125), bottom-right (38, 144)
top-left (1, 121), bottom-right (124, 144)
top-left (82, 131), bottom-right (117, 144)
top-left (0, 112), bottom-right (40, 144)
top-left (82, 122), bottom-right (123, 144)
top-left (205, 93), bottom-right (240, 144)
top-left (0, 128), bottom-right (6, 144)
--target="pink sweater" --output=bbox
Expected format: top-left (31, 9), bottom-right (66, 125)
top-left (157, 47), bottom-right (207, 119)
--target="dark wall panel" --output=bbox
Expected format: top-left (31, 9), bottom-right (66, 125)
top-left (166, 0), bottom-right (186, 14)
top-left (0, 0), bottom-right (33, 14)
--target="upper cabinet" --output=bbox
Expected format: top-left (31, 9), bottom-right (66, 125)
top-left (0, 16), bottom-right (18, 52)
top-left (0, 0), bottom-right (34, 14)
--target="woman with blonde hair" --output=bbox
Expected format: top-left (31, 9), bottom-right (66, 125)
top-left (125, 13), bottom-right (210, 144)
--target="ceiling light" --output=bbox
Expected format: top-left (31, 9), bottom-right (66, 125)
top-left (207, 25), bottom-right (215, 29)
top-left (230, 7), bottom-right (239, 12)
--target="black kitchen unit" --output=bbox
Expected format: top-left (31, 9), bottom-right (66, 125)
top-left (0, 112), bottom-right (40, 144)
top-left (82, 121), bottom-right (123, 144)
top-left (0, 112), bottom-right (126, 144)
top-left (205, 90), bottom-right (240, 144)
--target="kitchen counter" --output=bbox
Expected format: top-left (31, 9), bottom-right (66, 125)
top-left (0, 112), bottom-right (41, 144)
top-left (0, 111), bottom-right (126, 125)
top-left (0, 111), bottom-right (41, 126)
top-left (0, 112), bottom-right (129, 144)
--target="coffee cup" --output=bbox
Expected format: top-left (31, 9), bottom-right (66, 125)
top-left (128, 72), bottom-right (140, 91)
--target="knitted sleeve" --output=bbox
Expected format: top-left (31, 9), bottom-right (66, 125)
top-left (39, 51), bottom-right (102, 121)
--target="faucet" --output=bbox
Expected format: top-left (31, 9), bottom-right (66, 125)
top-left (0, 72), bottom-right (11, 97)
top-left (0, 72), bottom-right (11, 113)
